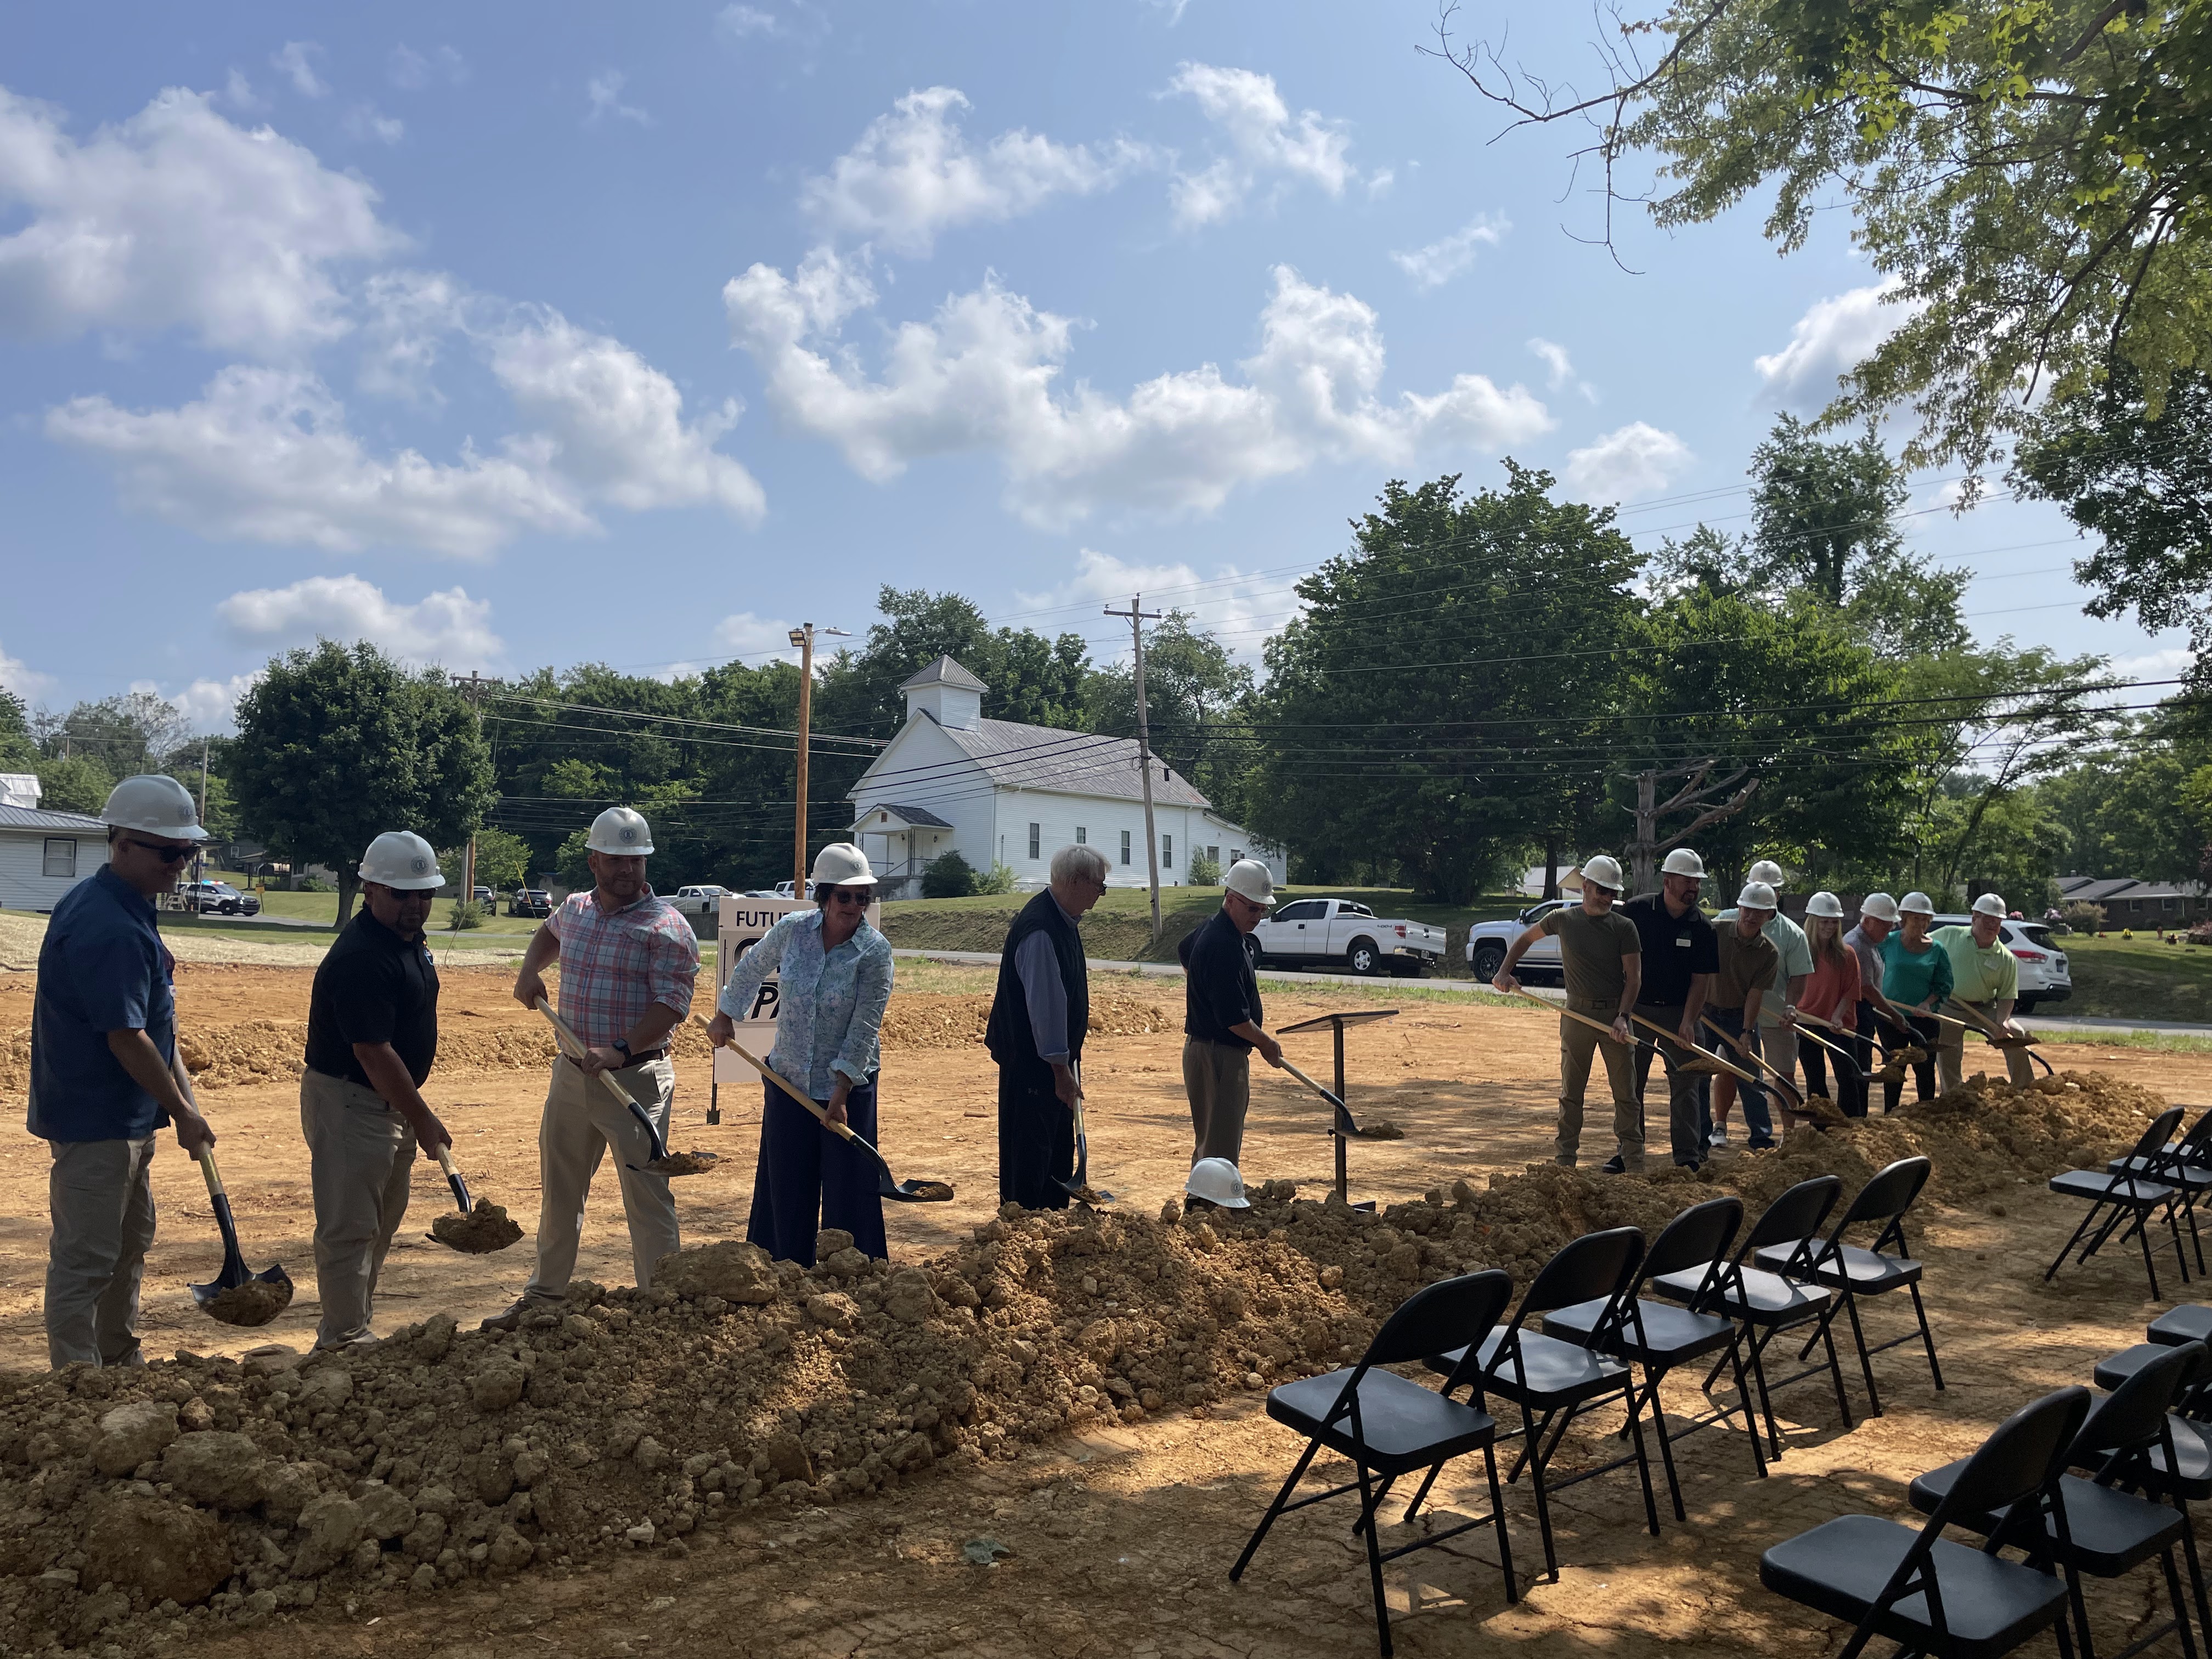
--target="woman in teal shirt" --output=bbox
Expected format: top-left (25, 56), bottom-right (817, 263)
top-left (1877, 891), bottom-right (1953, 1110)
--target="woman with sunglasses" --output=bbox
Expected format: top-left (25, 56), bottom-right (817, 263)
top-left (710, 844), bottom-right (893, 1266)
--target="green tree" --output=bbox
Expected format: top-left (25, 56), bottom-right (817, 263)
top-left (32, 754), bottom-right (114, 815)
top-left (1923, 780), bottom-right (2071, 910)
top-left (0, 689), bottom-right (35, 771)
top-left (1438, 1), bottom-right (2212, 478)
top-left (2042, 715), bottom-right (2212, 878)
top-left (36, 692), bottom-right (190, 777)
top-left (921, 848), bottom-right (978, 898)
top-left (232, 642), bottom-right (495, 924)
top-left (814, 587), bottom-right (1093, 740)
top-left (1084, 612), bottom-right (1261, 824)
top-left (471, 827), bottom-right (533, 893)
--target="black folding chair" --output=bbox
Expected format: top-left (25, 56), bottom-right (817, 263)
top-left (1417, 1227), bottom-right (1658, 1584)
top-left (1754, 1156), bottom-right (1944, 1418)
top-left (1915, 1344), bottom-right (2210, 1659)
top-left (2111, 1109), bottom-right (2212, 1277)
top-left (1762, 1386), bottom-right (2092, 1659)
top-left (1231, 1271), bottom-right (1518, 1657)
top-left (1541, 1195), bottom-right (1767, 1519)
top-left (2049, 1107), bottom-right (2192, 1299)
top-left (1650, 1175), bottom-right (1857, 1459)
top-left (2153, 1308), bottom-right (2212, 1350)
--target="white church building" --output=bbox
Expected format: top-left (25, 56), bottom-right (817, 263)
top-left (847, 657), bottom-right (1286, 901)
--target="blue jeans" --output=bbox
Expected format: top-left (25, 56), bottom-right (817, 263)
top-left (1705, 1006), bottom-right (1774, 1142)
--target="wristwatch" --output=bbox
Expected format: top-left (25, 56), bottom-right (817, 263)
top-left (611, 1039), bottom-right (632, 1063)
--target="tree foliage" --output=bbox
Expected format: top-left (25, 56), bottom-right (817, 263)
top-left (0, 690), bottom-right (35, 772)
top-left (1084, 612), bottom-right (1261, 824)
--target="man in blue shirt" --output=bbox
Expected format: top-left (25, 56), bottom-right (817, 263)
top-left (29, 775), bottom-right (216, 1369)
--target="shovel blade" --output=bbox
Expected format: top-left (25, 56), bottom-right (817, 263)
top-left (190, 1266), bottom-right (294, 1328)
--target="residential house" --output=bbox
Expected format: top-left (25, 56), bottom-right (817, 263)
top-left (0, 803), bottom-right (109, 911)
top-left (2057, 874), bottom-right (2209, 924)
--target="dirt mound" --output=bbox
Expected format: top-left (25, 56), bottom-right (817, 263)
top-left (430, 1205), bottom-right (524, 1255)
top-left (876, 991), bottom-right (1171, 1052)
top-left (0, 1068), bottom-right (2156, 1651)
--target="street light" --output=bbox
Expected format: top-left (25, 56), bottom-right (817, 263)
top-left (788, 623), bottom-right (850, 891)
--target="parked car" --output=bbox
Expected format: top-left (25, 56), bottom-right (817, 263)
top-left (773, 880), bottom-right (818, 900)
top-left (665, 884), bottom-right (729, 916)
top-left (179, 879), bottom-right (261, 917)
top-left (1249, 898), bottom-right (1447, 977)
top-left (473, 885), bottom-right (493, 905)
top-left (1465, 901), bottom-right (1568, 984)
top-left (1931, 913), bottom-right (2072, 1012)
top-left (507, 889), bottom-right (552, 918)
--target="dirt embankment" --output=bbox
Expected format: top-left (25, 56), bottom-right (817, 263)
top-left (0, 1068), bottom-right (2160, 1655)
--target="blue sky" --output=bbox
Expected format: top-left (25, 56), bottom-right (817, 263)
top-left (0, 2), bottom-right (2182, 730)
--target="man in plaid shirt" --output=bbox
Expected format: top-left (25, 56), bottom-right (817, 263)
top-left (486, 806), bottom-right (698, 1329)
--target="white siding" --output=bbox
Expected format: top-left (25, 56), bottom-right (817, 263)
top-left (0, 828), bottom-right (108, 911)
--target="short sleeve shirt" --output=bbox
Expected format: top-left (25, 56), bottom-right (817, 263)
top-left (1934, 924), bottom-right (2019, 1004)
top-left (1711, 926), bottom-right (1780, 1012)
top-left (546, 887), bottom-right (701, 1049)
top-left (1539, 906), bottom-right (1641, 1009)
top-left (29, 866), bottom-right (177, 1142)
top-left (306, 909), bottom-right (441, 1088)
top-left (1715, 909), bottom-right (1814, 1027)
top-left (1618, 894), bottom-right (1719, 1007)
top-left (1184, 910), bottom-right (1263, 1050)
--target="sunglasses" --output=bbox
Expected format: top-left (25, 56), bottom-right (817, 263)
top-left (822, 888), bottom-right (868, 906)
top-left (126, 838), bottom-right (198, 865)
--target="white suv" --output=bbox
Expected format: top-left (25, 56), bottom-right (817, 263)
top-left (1932, 915), bottom-right (2072, 1013)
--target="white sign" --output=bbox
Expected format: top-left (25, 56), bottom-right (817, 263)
top-left (710, 893), bottom-right (881, 1084)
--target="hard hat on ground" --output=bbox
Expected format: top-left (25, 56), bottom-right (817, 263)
top-left (810, 843), bottom-right (877, 887)
top-left (1747, 859), bottom-right (1786, 888)
top-left (1661, 848), bottom-right (1706, 878)
top-left (586, 806), bottom-right (654, 855)
top-left (1579, 854), bottom-right (1624, 892)
top-left (1971, 891), bottom-right (2008, 919)
top-left (1899, 890), bottom-right (1937, 916)
top-left (1805, 891), bottom-right (1845, 920)
top-left (358, 831), bottom-right (442, 891)
top-left (1224, 859), bottom-right (1276, 907)
top-left (1184, 1157), bottom-right (1249, 1209)
top-left (1737, 881), bottom-right (1778, 912)
top-left (1860, 891), bottom-right (1901, 923)
top-left (100, 775), bottom-right (209, 842)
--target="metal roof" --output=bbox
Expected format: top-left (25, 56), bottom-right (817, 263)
top-left (896, 655), bottom-right (989, 693)
top-left (855, 802), bottom-right (955, 829)
top-left (932, 718), bottom-right (1214, 808)
top-left (0, 804), bottom-right (106, 832)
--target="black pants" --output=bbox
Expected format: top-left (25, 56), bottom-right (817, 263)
top-left (1881, 1013), bottom-right (1940, 1113)
top-left (746, 1074), bottom-right (885, 1268)
top-left (1853, 1000), bottom-right (1882, 1088)
top-left (1632, 1002), bottom-right (1709, 1166)
top-left (997, 1069), bottom-right (1073, 1211)
top-left (1799, 1037), bottom-right (1867, 1118)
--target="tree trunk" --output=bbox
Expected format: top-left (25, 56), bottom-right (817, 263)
top-left (335, 871), bottom-right (359, 930)
top-left (1542, 831), bottom-right (1561, 900)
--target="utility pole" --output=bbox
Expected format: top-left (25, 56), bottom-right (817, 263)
top-left (1105, 596), bottom-right (1165, 941)
top-left (194, 736), bottom-right (210, 886)
top-left (449, 672), bottom-right (506, 909)
top-left (786, 624), bottom-right (849, 891)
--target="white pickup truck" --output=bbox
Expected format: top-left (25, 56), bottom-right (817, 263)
top-left (663, 884), bottom-right (729, 916)
top-left (1249, 899), bottom-right (1448, 977)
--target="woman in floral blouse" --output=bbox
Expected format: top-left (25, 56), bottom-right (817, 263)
top-left (710, 845), bottom-right (893, 1266)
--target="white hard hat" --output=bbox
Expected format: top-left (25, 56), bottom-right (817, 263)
top-left (99, 775), bottom-right (209, 842)
top-left (1184, 1157), bottom-right (1249, 1210)
top-left (810, 842), bottom-right (877, 887)
top-left (1224, 859), bottom-right (1276, 907)
top-left (358, 830), bottom-right (442, 891)
top-left (1971, 891), bottom-right (2007, 918)
top-left (1899, 890), bottom-right (1937, 916)
top-left (1748, 859), bottom-right (1786, 888)
top-left (1805, 890), bottom-right (1845, 919)
top-left (1579, 854), bottom-right (1624, 892)
top-left (1660, 848), bottom-right (1706, 878)
top-left (1737, 881), bottom-right (1778, 912)
top-left (1860, 891), bottom-right (1901, 923)
top-left (586, 806), bottom-right (654, 855)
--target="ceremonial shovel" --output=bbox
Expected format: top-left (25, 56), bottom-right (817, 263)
top-left (533, 998), bottom-right (718, 1176)
top-left (188, 1148), bottom-right (293, 1327)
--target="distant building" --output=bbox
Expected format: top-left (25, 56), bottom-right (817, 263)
top-left (0, 775), bottom-right (41, 810)
top-left (846, 656), bottom-right (1285, 901)
top-left (0, 803), bottom-right (108, 911)
top-left (2057, 874), bottom-right (2209, 923)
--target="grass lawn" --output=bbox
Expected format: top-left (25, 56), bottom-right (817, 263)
top-left (195, 873), bottom-right (541, 935)
top-left (2050, 933), bottom-right (2212, 1024)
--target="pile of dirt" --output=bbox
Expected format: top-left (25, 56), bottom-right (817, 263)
top-left (875, 991), bottom-right (1172, 1052)
top-left (0, 1068), bottom-right (2156, 1653)
top-left (429, 1205), bottom-right (524, 1255)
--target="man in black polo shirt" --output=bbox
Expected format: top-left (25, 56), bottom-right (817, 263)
top-left (1180, 860), bottom-right (1285, 1169)
top-left (1621, 848), bottom-right (1719, 1169)
top-left (301, 831), bottom-right (452, 1349)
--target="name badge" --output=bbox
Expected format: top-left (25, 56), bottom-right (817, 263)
top-left (1675, 937), bottom-right (1691, 946)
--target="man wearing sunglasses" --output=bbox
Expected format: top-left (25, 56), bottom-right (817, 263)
top-left (30, 775), bottom-right (216, 1369)
top-left (1178, 859), bottom-right (1286, 1172)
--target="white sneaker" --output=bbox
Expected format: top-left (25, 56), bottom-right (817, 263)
top-left (1707, 1127), bottom-right (1731, 1148)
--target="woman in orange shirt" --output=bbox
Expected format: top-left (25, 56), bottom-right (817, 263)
top-left (1796, 892), bottom-right (1865, 1117)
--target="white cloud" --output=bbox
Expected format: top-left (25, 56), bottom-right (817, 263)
top-left (0, 85), bottom-right (402, 354)
top-left (1365, 167), bottom-right (1395, 199)
top-left (0, 642), bottom-right (56, 699)
top-left (1389, 213), bottom-right (1509, 290)
top-left (716, 4), bottom-right (781, 41)
top-left (1527, 336), bottom-right (1598, 403)
top-left (270, 42), bottom-right (328, 99)
top-left (1015, 547), bottom-right (1288, 661)
top-left (217, 575), bottom-right (504, 668)
top-left (1164, 64), bottom-right (1357, 226)
top-left (802, 87), bottom-right (1146, 257)
top-left (1755, 280), bottom-right (1915, 412)
top-left (342, 103), bottom-right (404, 145)
top-left (585, 71), bottom-right (651, 128)
top-left (160, 673), bottom-right (261, 732)
top-left (725, 252), bottom-right (1551, 527)
top-left (714, 611), bottom-right (803, 660)
top-left (2111, 646), bottom-right (2196, 681)
top-left (390, 44), bottom-right (466, 91)
top-left (356, 268), bottom-right (464, 403)
top-left (1562, 421), bottom-right (1693, 503)
top-left (218, 69), bottom-right (264, 113)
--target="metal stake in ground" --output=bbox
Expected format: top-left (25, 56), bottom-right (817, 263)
top-left (188, 1149), bottom-right (292, 1327)
top-left (1278, 1008), bottom-right (1399, 1206)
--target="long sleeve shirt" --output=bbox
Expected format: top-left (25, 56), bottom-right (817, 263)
top-left (717, 910), bottom-right (893, 1098)
top-left (1012, 896), bottom-right (1084, 1064)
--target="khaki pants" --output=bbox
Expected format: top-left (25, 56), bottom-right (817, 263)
top-left (45, 1136), bottom-right (158, 1370)
top-left (527, 1056), bottom-right (680, 1299)
top-left (1183, 1039), bottom-right (1251, 1167)
top-left (301, 1069), bottom-right (417, 1350)
top-left (1559, 1006), bottom-right (1642, 1170)
top-left (1937, 1008), bottom-right (2035, 1091)
top-left (1758, 1022), bottom-right (1801, 1099)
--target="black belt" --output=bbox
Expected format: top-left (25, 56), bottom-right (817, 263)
top-left (564, 1048), bottom-right (667, 1068)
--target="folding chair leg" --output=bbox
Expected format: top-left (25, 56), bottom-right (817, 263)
top-left (2142, 1204), bottom-right (2167, 1301)
top-left (1483, 1441), bottom-right (1518, 1603)
top-left (1353, 1474), bottom-right (1399, 1535)
top-left (2047, 1204), bottom-right (2104, 1282)
top-left (1906, 1280), bottom-right (1944, 1392)
top-left (1838, 1288), bottom-right (1883, 1418)
top-left (1816, 1314), bottom-right (1858, 1430)
top-left (1521, 1398), bottom-right (1560, 1583)
top-left (2179, 1505), bottom-right (2212, 1646)
top-left (1230, 1437), bottom-right (1321, 1582)
top-left (1400, 1463), bottom-right (1443, 1524)
top-left (1725, 1333), bottom-right (1768, 1480)
top-left (2169, 1201), bottom-right (2194, 1287)
top-left (1353, 1459), bottom-right (1393, 1658)
top-left (1745, 1328), bottom-right (1786, 1459)
top-left (1622, 1381), bottom-right (1661, 1538)
top-left (1643, 1361), bottom-right (1686, 1522)
top-left (2163, 1546), bottom-right (2199, 1659)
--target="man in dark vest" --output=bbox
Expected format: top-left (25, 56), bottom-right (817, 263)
top-left (985, 843), bottom-right (1109, 1209)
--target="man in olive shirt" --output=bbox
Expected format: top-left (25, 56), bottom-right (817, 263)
top-left (1493, 856), bottom-right (1644, 1172)
top-left (1933, 893), bottom-right (2034, 1089)
top-left (1706, 882), bottom-right (1782, 1149)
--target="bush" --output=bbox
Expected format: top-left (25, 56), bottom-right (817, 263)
top-left (975, 860), bottom-right (1017, 895)
top-left (921, 849), bottom-right (978, 899)
top-left (445, 900), bottom-right (486, 931)
top-left (2059, 900), bottom-right (2107, 935)
top-left (1187, 853), bottom-right (1222, 887)
top-left (297, 876), bottom-right (329, 893)
top-left (2189, 919), bottom-right (2212, 948)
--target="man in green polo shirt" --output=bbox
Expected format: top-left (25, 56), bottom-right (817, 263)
top-left (1932, 893), bottom-right (2034, 1088)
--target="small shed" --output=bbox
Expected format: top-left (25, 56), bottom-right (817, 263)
top-left (0, 804), bottom-right (109, 912)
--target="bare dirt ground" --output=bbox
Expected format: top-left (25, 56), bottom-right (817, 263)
top-left (6, 959), bottom-right (2212, 1658)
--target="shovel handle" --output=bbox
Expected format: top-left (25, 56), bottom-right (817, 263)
top-left (1700, 1016), bottom-right (1805, 1104)
top-left (195, 1148), bottom-right (247, 1267)
top-left (531, 998), bottom-right (674, 1159)
top-left (195, 1146), bottom-right (228, 1201)
top-left (435, 1144), bottom-right (473, 1214)
top-left (1509, 986), bottom-right (1630, 1046)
